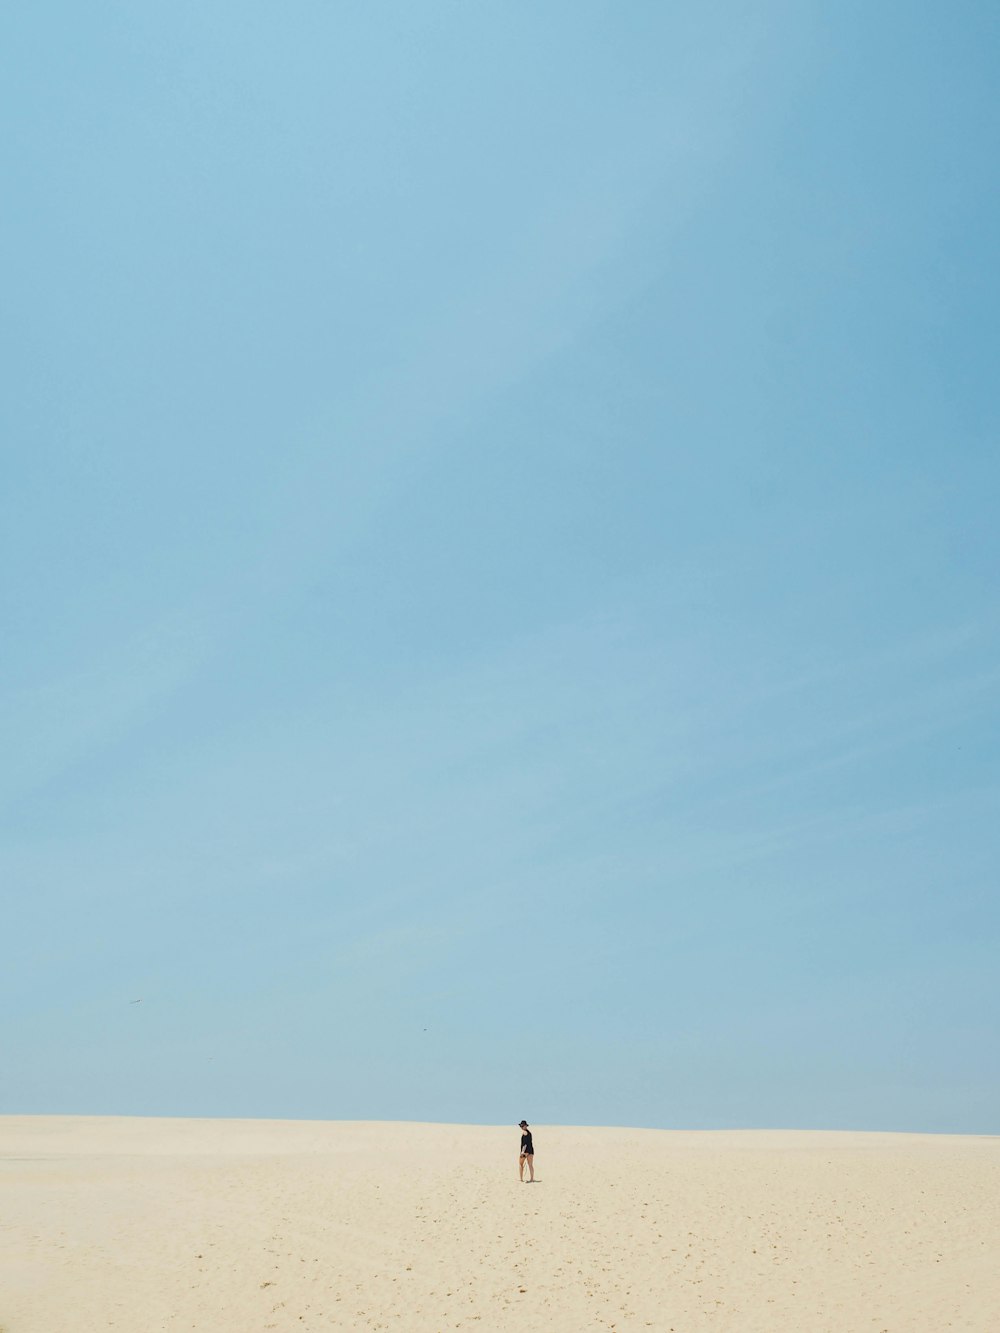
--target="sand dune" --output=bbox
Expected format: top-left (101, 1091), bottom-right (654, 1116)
top-left (1, 1117), bottom-right (997, 1331)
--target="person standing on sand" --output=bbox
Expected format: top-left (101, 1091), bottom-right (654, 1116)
top-left (518, 1121), bottom-right (534, 1182)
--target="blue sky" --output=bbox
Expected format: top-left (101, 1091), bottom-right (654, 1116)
top-left (2, 2), bottom-right (998, 1132)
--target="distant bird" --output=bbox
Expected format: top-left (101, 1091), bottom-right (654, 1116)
top-left (129, 999), bottom-right (143, 1005)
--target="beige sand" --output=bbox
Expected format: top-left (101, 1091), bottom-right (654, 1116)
top-left (1, 1117), bottom-right (997, 1332)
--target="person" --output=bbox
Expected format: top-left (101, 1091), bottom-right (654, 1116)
top-left (518, 1120), bottom-right (534, 1182)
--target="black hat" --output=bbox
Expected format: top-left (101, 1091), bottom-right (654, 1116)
top-left (519, 1120), bottom-right (529, 1127)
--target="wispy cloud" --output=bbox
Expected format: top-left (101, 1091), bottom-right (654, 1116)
top-left (0, 606), bottom-right (218, 811)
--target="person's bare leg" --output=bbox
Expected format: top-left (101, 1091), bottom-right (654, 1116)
top-left (526, 1154), bottom-right (534, 1181)
top-left (519, 1153), bottom-right (526, 1181)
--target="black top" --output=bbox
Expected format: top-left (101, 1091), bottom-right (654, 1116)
top-left (520, 1130), bottom-right (534, 1154)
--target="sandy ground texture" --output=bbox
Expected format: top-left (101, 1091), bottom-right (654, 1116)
top-left (1, 1117), bottom-right (998, 1332)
